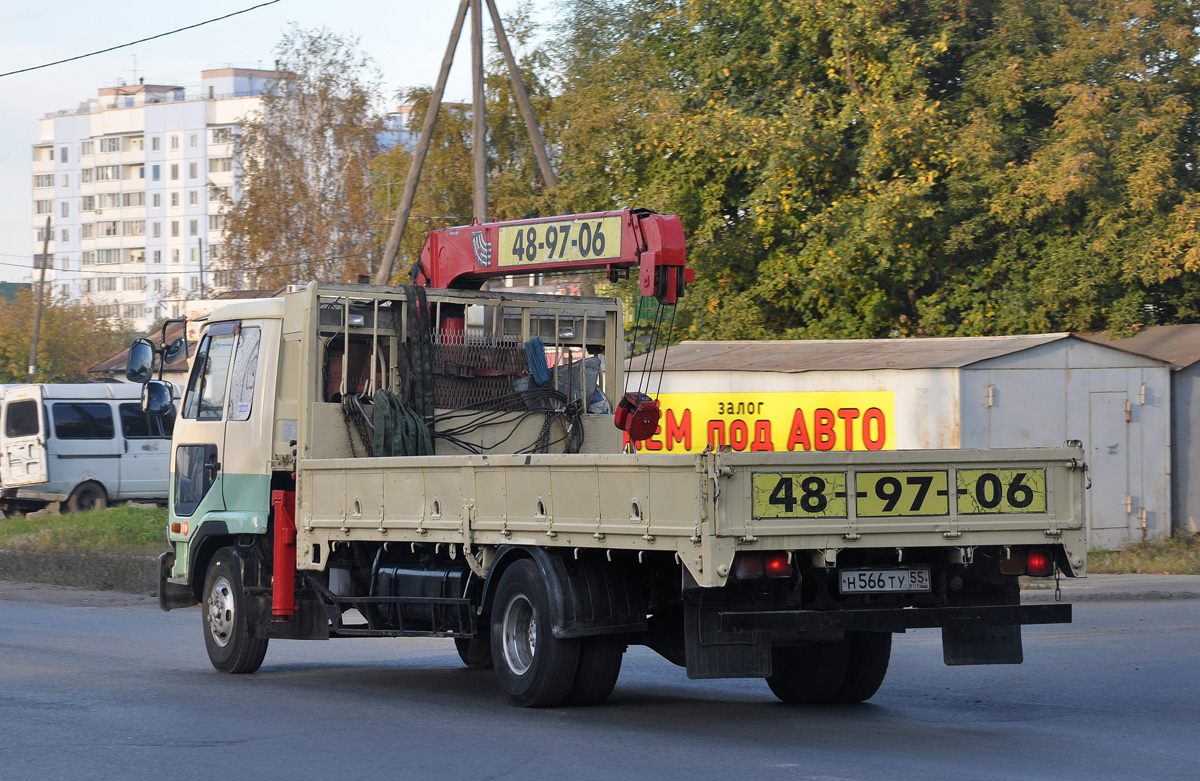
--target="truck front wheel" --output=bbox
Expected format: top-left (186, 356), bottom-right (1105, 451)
top-left (202, 548), bottom-right (268, 674)
top-left (490, 559), bottom-right (580, 707)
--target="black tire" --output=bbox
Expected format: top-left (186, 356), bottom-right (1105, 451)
top-left (566, 635), bottom-right (624, 706)
top-left (202, 547), bottom-right (268, 674)
top-left (455, 637), bottom-right (494, 669)
top-left (66, 482), bottom-right (107, 513)
top-left (766, 638), bottom-right (851, 704)
top-left (834, 631), bottom-right (892, 703)
top-left (490, 559), bottom-right (580, 707)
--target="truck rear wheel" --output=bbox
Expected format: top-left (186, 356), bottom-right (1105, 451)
top-left (566, 635), bottom-right (624, 706)
top-left (834, 631), bottom-right (891, 703)
top-left (490, 559), bottom-right (580, 707)
top-left (66, 482), bottom-right (107, 513)
top-left (202, 548), bottom-right (268, 674)
top-left (455, 637), bottom-right (493, 669)
top-left (766, 638), bottom-right (851, 704)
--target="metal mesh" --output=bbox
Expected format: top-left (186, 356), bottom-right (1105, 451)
top-left (429, 331), bottom-right (528, 410)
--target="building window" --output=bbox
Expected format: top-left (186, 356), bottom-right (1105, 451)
top-left (96, 277), bottom-right (117, 292)
top-left (60, 175), bottom-right (69, 188)
top-left (100, 138), bottom-right (121, 153)
top-left (152, 137), bottom-right (160, 151)
top-left (170, 277), bottom-right (180, 295)
top-left (211, 127), bottom-right (234, 144)
top-left (190, 247), bottom-right (198, 263)
top-left (209, 186), bottom-right (232, 202)
top-left (80, 141), bottom-right (94, 156)
top-left (61, 202), bottom-right (69, 218)
top-left (189, 276), bottom-right (198, 291)
top-left (189, 219), bottom-right (198, 236)
top-left (81, 168), bottom-right (94, 183)
top-left (154, 278), bottom-right (163, 292)
top-left (81, 195), bottom-right (94, 211)
top-left (170, 164), bottom-right (179, 181)
top-left (171, 249), bottom-right (180, 263)
top-left (122, 220), bottom-right (145, 236)
top-left (208, 214), bottom-right (225, 231)
top-left (124, 276), bottom-right (146, 291)
top-left (208, 157), bottom-right (234, 173)
top-left (122, 192), bottom-right (145, 207)
top-left (152, 165), bottom-right (160, 181)
top-left (152, 222), bottom-right (161, 238)
top-left (81, 224), bottom-right (94, 239)
top-left (34, 174), bottom-right (53, 188)
top-left (170, 135), bottom-right (179, 150)
top-left (95, 165), bottom-right (120, 181)
top-left (152, 193), bottom-right (161, 208)
top-left (189, 190), bottom-right (198, 206)
top-left (35, 227), bottom-right (49, 242)
top-left (35, 200), bottom-right (52, 215)
top-left (170, 220), bottom-right (179, 237)
top-left (98, 193), bottom-right (121, 209)
top-left (82, 251), bottom-right (95, 265)
top-left (99, 221), bottom-right (118, 237)
top-left (60, 147), bottom-right (68, 163)
top-left (60, 229), bottom-right (69, 243)
top-left (189, 134), bottom-right (197, 148)
top-left (97, 249), bottom-right (121, 264)
top-left (189, 162), bottom-right (197, 179)
top-left (153, 250), bottom-right (162, 264)
top-left (171, 192), bottom-right (179, 207)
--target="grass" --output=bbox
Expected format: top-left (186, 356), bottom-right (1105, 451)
top-left (0, 505), bottom-right (167, 556)
top-left (1088, 533), bottom-right (1200, 575)
top-left (2, 505), bottom-right (1199, 575)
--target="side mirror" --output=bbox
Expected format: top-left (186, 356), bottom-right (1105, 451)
top-left (162, 337), bottom-right (188, 364)
top-left (142, 380), bottom-right (175, 417)
top-left (126, 339), bottom-right (156, 384)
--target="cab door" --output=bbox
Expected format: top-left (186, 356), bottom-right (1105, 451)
top-left (1, 386), bottom-right (48, 487)
top-left (172, 322), bottom-right (239, 519)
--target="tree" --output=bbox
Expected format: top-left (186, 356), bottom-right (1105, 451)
top-left (220, 26), bottom-right (385, 289)
top-left (0, 290), bottom-right (130, 382)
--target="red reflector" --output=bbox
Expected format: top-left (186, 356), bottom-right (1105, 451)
top-left (764, 552), bottom-right (793, 578)
top-left (1027, 549), bottom-right (1053, 577)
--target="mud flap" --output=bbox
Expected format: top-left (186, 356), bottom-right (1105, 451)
top-left (684, 594), bottom-right (771, 679)
top-left (942, 624), bottom-right (1023, 665)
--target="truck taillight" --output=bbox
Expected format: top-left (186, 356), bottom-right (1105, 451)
top-left (1027, 549), bottom-right (1054, 577)
top-left (764, 552), bottom-right (793, 578)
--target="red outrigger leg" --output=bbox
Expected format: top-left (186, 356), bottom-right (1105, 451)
top-left (271, 490), bottom-right (298, 618)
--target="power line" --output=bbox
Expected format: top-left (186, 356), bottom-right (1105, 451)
top-left (0, 1), bottom-right (283, 79)
top-left (0, 251), bottom-right (373, 277)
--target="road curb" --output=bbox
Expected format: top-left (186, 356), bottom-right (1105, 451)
top-left (0, 550), bottom-right (156, 595)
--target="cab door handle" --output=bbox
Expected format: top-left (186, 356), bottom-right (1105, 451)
top-left (205, 456), bottom-right (221, 481)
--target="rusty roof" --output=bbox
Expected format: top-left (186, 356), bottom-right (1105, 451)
top-left (1075, 324), bottom-right (1200, 370)
top-left (632, 333), bottom-right (1075, 373)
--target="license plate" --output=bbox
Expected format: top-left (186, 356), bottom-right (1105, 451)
top-left (840, 568), bottom-right (932, 594)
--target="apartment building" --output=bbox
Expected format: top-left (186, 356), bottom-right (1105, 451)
top-left (31, 68), bottom-right (279, 329)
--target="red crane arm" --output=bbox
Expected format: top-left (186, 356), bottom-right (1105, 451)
top-left (412, 208), bottom-right (694, 304)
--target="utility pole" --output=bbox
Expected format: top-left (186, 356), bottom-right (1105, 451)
top-left (374, 0), bottom-right (557, 286)
top-left (470, 0), bottom-right (488, 223)
top-left (28, 215), bottom-right (51, 382)
top-left (198, 238), bottom-right (206, 298)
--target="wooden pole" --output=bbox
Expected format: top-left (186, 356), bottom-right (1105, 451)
top-left (485, 0), bottom-right (557, 187)
top-left (28, 215), bottom-right (51, 382)
top-left (471, 0), bottom-right (488, 223)
top-left (374, 0), bottom-right (470, 286)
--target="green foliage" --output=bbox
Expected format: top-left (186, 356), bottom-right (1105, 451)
top-left (0, 505), bottom-right (167, 556)
top-left (539, 0), bottom-right (1200, 339)
top-left (1089, 532), bottom-right (1200, 575)
top-left (0, 288), bottom-right (131, 382)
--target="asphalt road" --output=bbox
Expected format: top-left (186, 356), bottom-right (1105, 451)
top-left (1, 585), bottom-right (1197, 781)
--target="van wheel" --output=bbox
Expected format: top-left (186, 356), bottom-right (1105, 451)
top-left (66, 482), bottom-right (107, 513)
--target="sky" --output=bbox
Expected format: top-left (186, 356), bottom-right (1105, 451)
top-left (0, 0), bottom-right (558, 284)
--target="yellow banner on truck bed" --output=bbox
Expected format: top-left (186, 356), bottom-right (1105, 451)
top-left (627, 392), bottom-right (895, 453)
